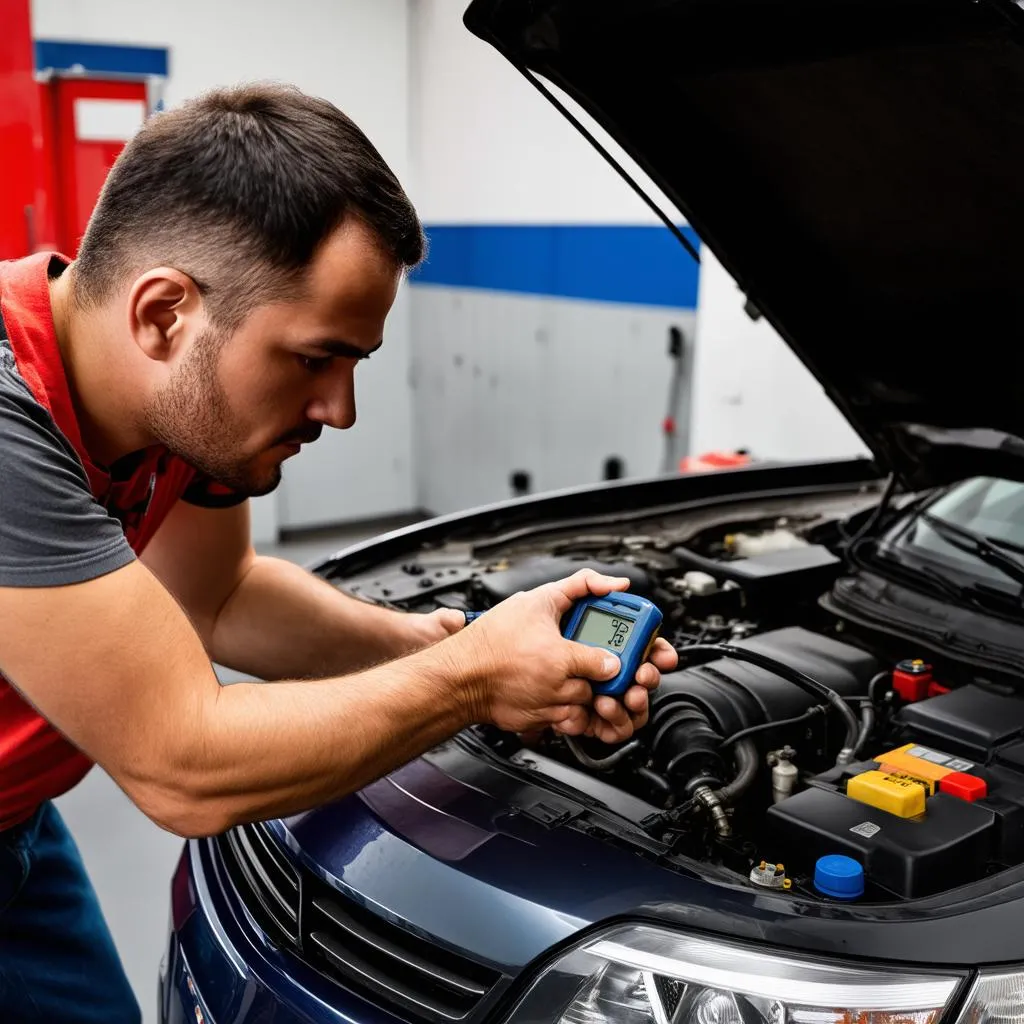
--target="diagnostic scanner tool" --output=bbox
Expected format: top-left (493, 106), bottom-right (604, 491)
top-left (465, 592), bottom-right (663, 698)
top-left (562, 593), bottom-right (663, 697)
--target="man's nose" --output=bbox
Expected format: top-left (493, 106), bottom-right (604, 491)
top-left (307, 368), bottom-right (357, 430)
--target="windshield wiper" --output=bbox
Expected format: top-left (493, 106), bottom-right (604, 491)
top-left (918, 511), bottom-right (1024, 590)
top-left (910, 562), bottom-right (991, 611)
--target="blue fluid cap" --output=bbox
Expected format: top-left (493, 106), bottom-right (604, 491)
top-left (814, 855), bottom-right (865, 900)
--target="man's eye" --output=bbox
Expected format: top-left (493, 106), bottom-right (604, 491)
top-left (300, 355), bottom-right (334, 373)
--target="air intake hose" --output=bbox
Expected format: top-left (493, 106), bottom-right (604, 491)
top-left (650, 705), bottom-right (727, 789)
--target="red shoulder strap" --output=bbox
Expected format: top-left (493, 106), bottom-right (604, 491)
top-left (0, 254), bottom-right (110, 495)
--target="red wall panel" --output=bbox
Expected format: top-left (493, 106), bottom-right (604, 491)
top-left (0, 0), bottom-right (43, 260)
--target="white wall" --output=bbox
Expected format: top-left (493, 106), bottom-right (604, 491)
top-left (32, 0), bottom-right (418, 539)
top-left (410, 289), bottom-right (698, 516)
top-left (408, 0), bottom-right (672, 225)
top-left (406, 0), bottom-right (695, 512)
top-left (691, 251), bottom-right (867, 461)
top-left (409, 0), bottom-right (866, 505)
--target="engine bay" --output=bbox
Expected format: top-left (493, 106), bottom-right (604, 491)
top-left (327, 485), bottom-right (1024, 905)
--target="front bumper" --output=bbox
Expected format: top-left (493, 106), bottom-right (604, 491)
top-left (159, 839), bottom-right (409, 1024)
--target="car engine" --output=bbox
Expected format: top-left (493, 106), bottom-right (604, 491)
top-left (329, 491), bottom-right (1024, 904)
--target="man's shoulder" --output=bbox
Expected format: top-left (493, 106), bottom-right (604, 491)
top-left (0, 335), bottom-right (75, 453)
top-left (0, 340), bottom-right (134, 588)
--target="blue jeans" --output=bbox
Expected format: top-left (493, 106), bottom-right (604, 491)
top-left (0, 801), bottom-right (141, 1023)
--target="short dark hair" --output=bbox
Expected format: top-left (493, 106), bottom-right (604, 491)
top-left (74, 82), bottom-right (425, 327)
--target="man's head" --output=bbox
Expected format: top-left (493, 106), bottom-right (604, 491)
top-left (72, 82), bottom-right (423, 496)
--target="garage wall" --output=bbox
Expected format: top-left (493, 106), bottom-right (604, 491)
top-left (31, 0), bottom-right (418, 539)
top-left (690, 250), bottom-right (868, 463)
top-left (408, 0), bottom-right (866, 517)
top-left (407, 0), bottom-right (700, 515)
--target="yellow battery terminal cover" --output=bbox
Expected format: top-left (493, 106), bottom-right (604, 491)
top-left (847, 770), bottom-right (927, 819)
top-left (878, 767), bottom-right (936, 796)
top-left (875, 743), bottom-right (978, 787)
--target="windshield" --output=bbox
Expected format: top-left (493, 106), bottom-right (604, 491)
top-left (882, 477), bottom-right (1024, 589)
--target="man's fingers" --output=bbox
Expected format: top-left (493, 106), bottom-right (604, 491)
top-left (630, 637), bottom-right (674, 690)
top-left (634, 662), bottom-right (660, 689)
top-left (582, 689), bottom-right (649, 744)
top-left (434, 608), bottom-right (468, 635)
top-left (628, 706), bottom-right (650, 731)
top-left (567, 641), bottom-right (621, 683)
top-left (558, 678), bottom-right (594, 705)
top-left (649, 637), bottom-right (678, 673)
top-left (589, 715), bottom-right (634, 745)
top-left (550, 705), bottom-right (590, 736)
top-left (622, 684), bottom-right (649, 717)
top-left (593, 694), bottom-right (630, 731)
top-left (547, 568), bottom-right (631, 615)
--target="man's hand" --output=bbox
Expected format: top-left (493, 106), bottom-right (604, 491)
top-left (448, 569), bottom-right (675, 743)
top-left (582, 634), bottom-right (676, 743)
top-left (404, 608), bottom-right (467, 649)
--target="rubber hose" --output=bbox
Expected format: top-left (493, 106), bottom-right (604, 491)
top-left (635, 765), bottom-right (672, 798)
top-left (713, 738), bottom-right (759, 806)
top-left (678, 644), bottom-right (862, 765)
top-left (854, 702), bottom-right (875, 757)
top-left (868, 670), bottom-right (892, 704)
top-left (565, 736), bottom-right (640, 770)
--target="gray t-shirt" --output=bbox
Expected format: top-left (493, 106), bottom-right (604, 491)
top-left (0, 334), bottom-right (136, 588)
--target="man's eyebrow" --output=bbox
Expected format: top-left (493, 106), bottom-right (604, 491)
top-left (306, 338), bottom-right (384, 360)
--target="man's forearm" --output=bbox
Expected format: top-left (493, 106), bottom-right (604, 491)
top-left (208, 555), bottom-right (435, 679)
top-left (165, 639), bottom-right (481, 835)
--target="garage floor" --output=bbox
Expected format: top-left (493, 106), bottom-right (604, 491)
top-left (55, 517), bottom-right (420, 1023)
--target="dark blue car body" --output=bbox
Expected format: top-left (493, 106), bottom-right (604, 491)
top-left (158, 466), bottom-right (1024, 1024)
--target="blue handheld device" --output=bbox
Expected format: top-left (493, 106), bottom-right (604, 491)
top-left (464, 592), bottom-right (663, 698)
top-left (561, 592), bottom-right (663, 697)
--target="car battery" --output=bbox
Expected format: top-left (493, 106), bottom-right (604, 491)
top-left (766, 783), bottom-right (995, 898)
top-left (766, 741), bottom-right (1013, 898)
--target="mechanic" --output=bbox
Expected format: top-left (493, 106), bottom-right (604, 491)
top-left (0, 83), bottom-right (677, 1021)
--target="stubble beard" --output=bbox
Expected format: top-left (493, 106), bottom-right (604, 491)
top-left (145, 327), bottom-right (282, 497)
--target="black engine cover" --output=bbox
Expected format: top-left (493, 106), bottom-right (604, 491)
top-left (895, 684), bottom-right (1024, 764)
top-left (649, 627), bottom-right (878, 756)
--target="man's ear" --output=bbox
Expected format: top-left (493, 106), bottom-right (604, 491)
top-left (127, 268), bottom-right (205, 362)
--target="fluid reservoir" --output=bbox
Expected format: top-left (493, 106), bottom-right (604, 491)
top-left (814, 855), bottom-right (865, 900)
top-left (770, 747), bottom-right (799, 803)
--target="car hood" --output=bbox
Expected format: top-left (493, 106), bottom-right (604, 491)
top-left (463, 0), bottom-right (1024, 489)
top-left (275, 751), bottom-right (1024, 967)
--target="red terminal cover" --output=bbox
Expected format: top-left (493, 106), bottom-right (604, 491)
top-left (939, 772), bottom-right (988, 802)
top-left (893, 661), bottom-right (933, 702)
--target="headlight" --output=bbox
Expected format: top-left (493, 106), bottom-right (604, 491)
top-left (504, 925), bottom-right (966, 1024)
top-left (951, 971), bottom-right (1024, 1024)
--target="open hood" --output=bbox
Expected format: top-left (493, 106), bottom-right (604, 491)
top-left (463, 0), bottom-right (1024, 489)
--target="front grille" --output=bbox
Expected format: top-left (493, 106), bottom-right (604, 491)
top-left (305, 884), bottom-right (499, 1019)
top-left (214, 825), bottom-right (502, 1020)
top-left (217, 822), bottom-right (300, 944)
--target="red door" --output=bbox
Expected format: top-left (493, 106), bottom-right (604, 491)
top-left (44, 78), bottom-right (148, 256)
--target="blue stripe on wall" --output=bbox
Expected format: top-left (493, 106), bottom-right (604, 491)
top-left (35, 40), bottom-right (169, 78)
top-left (411, 225), bottom-right (701, 309)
